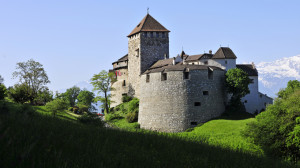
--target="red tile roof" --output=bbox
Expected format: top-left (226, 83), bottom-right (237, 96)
top-left (127, 14), bottom-right (170, 37)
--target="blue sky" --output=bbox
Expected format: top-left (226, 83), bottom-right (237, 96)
top-left (1, 0), bottom-right (300, 92)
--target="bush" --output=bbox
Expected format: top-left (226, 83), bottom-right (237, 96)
top-left (45, 98), bottom-right (68, 116)
top-left (18, 104), bottom-right (35, 115)
top-left (0, 101), bottom-right (9, 113)
top-left (126, 111), bottom-right (138, 123)
top-left (0, 84), bottom-right (7, 100)
top-left (77, 104), bottom-right (89, 114)
top-left (78, 113), bottom-right (103, 127)
top-left (122, 95), bottom-right (132, 103)
top-left (105, 112), bottom-right (123, 121)
top-left (68, 107), bottom-right (73, 111)
top-left (127, 98), bottom-right (139, 113)
top-left (243, 82), bottom-right (300, 162)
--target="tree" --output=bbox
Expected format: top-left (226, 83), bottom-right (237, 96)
top-left (45, 98), bottom-right (68, 116)
top-left (225, 68), bottom-right (251, 103)
top-left (13, 59), bottom-right (50, 105)
top-left (90, 70), bottom-right (116, 114)
top-left (244, 81), bottom-right (300, 162)
top-left (277, 80), bottom-right (300, 99)
top-left (77, 90), bottom-right (95, 111)
top-left (0, 75), bottom-right (3, 84)
top-left (7, 84), bottom-right (31, 104)
top-left (0, 75), bottom-right (6, 100)
top-left (63, 86), bottom-right (81, 107)
top-left (34, 87), bottom-right (53, 105)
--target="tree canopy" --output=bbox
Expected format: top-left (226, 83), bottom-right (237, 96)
top-left (90, 70), bottom-right (116, 113)
top-left (77, 90), bottom-right (95, 111)
top-left (63, 86), bottom-right (81, 107)
top-left (225, 68), bottom-right (251, 102)
top-left (244, 80), bottom-right (300, 162)
top-left (13, 59), bottom-right (50, 104)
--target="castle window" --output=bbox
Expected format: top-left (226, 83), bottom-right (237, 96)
top-left (264, 102), bottom-right (267, 106)
top-left (250, 79), bottom-right (254, 83)
top-left (156, 32), bottom-right (159, 38)
top-left (204, 61), bottom-right (208, 65)
top-left (208, 69), bottom-right (213, 80)
top-left (184, 72), bottom-right (189, 79)
top-left (194, 102), bottom-right (201, 106)
top-left (136, 48), bottom-right (139, 57)
top-left (161, 73), bottom-right (167, 81)
top-left (260, 94), bottom-right (262, 98)
top-left (203, 91), bottom-right (209, 95)
top-left (122, 80), bottom-right (126, 86)
top-left (162, 32), bottom-right (165, 38)
top-left (144, 32), bottom-right (147, 37)
top-left (191, 122), bottom-right (197, 125)
top-left (225, 60), bottom-right (228, 64)
top-left (146, 74), bottom-right (150, 83)
top-left (244, 100), bottom-right (247, 103)
top-left (150, 32), bottom-right (153, 38)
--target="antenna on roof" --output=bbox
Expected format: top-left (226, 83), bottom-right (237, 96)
top-left (147, 7), bottom-right (149, 14)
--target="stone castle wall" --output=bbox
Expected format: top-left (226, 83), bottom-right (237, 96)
top-left (111, 68), bottom-right (128, 107)
top-left (138, 69), bottom-right (226, 132)
top-left (128, 32), bottom-right (169, 98)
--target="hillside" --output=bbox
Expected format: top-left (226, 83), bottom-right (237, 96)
top-left (0, 101), bottom-right (295, 168)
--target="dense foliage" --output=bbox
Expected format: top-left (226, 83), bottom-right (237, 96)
top-left (45, 98), bottom-right (68, 116)
top-left (0, 84), bottom-right (6, 100)
top-left (225, 68), bottom-right (251, 102)
top-left (63, 86), bottom-right (81, 107)
top-left (12, 59), bottom-right (50, 105)
top-left (244, 80), bottom-right (300, 162)
top-left (77, 90), bottom-right (95, 111)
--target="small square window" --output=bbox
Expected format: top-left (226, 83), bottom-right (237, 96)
top-left (204, 61), bottom-right (208, 65)
top-left (150, 32), bottom-right (153, 38)
top-left (194, 102), bottom-right (201, 106)
top-left (225, 60), bottom-right (228, 64)
top-left (184, 72), bottom-right (189, 79)
top-left (122, 80), bottom-right (126, 86)
top-left (156, 32), bottom-right (159, 38)
top-left (203, 91), bottom-right (209, 95)
top-left (244, 100), bottom-right (247, 103)
top-left (146, 74), bottom-right (150, 83)
top-left (161, 73), bottom-right (167, 81)
top-left (250, 79), bottom-right (254, 83)
top-left (191, 122), bottom-right (197, 125)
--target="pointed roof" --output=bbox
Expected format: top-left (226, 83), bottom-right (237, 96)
top-left (212, 47), bottom-right (237, 59)
top-left (127, 14), bottom-right (170, 37)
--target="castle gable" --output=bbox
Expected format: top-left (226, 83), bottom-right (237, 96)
top-left (127, 14), bottom-right (170, 37)
top-left (212, 47), bottom-right (237, 59)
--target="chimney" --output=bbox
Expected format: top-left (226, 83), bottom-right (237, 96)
top-left (173, 57), bottom-right (176, 65)
top-left (251, 62), bottom-right (255, 68)
top-left (209, 50), bottom-right (212, 54)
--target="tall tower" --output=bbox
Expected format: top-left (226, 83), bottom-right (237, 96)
top-left (127, 14), bottom-right (170, 97)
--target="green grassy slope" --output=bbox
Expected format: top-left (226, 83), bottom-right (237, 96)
top-left (0, 101), bottom-right (295, 168)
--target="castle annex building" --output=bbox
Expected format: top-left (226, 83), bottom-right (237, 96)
top-left (110, 14), bottom-right (273, 132)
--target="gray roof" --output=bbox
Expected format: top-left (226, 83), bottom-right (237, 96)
top-left (144, 62), bottom-right (223, 74)
top-left (212, 47), bottom-right (237, 59)
top-left (185, 53), bottom-right (213, 62)
top-left (236, 64), bottom-right (258, 76)
top-left (112, 54), bottom-right (128, 64)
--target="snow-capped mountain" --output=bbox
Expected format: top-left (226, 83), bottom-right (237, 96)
top-left (256, 55), bottom-right (300, 98)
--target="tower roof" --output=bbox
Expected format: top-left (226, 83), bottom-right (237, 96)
top-left (127, 14), bottom-right (170, 37)
top-left (212, 47), bottom-right (237, 59)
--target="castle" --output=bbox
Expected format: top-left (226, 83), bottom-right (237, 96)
top-left (110, 14), bottom-right (273, 132)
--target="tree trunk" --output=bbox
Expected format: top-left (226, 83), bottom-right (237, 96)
top-left (104, 91), bottom-right (109, 114)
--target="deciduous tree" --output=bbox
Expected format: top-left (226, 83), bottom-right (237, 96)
top-left (13, 59), bottom-right (50, 105)
top-left (64, 86), bottom-right (81, 107)
top-left (90, 70), bottom-right (116, 114)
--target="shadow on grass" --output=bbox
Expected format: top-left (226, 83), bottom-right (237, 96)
top-left (216, 111), bottom-right (255, 120)
top-left (0, 103), bottom-right (296, 168)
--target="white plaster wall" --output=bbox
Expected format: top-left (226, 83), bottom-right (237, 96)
top-left (209, 59), bottom-right (236, 70)
top-left (241, 76), bottom-right (260, 114)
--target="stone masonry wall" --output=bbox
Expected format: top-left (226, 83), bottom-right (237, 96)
top-left (128, 32), bottom-right (169, 99)
top-left (139, 69), bottom-right (226, 132)
top-left (111, 68), bottom-right (128, 107)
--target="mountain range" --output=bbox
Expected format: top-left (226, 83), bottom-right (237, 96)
top-left (256, 55), bottom-right (300, 98)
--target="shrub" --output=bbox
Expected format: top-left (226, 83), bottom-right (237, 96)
top-left (0, 101), bottom-right (9, 113)
top-left (18, 103), bottom-right (35, 115)
top-left (68, 107), bottom-right (73, 111)
top-left (126, 111), bottom-right (138, 123)
top-left (105, 112), bottom-right (123, 121)
top-left (73, 106), bottom-right (79, 114)
top-left (122, 95), bottom-right (132, 103)
top-left (45, 98), bottom-right (68, 116)
top-left (243, 83), bottom-right (300, 162)
top-left (0, 84), bottom-right (7, 100)
top-left (127, 98), bottom-right (139, 113)
top-left (77, 104), bottom-right (89, 114)
top-left (78, 113), bottom-right (103, 127)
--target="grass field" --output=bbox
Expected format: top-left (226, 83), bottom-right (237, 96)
top-left (0, 101), bottom-right (296, 168)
